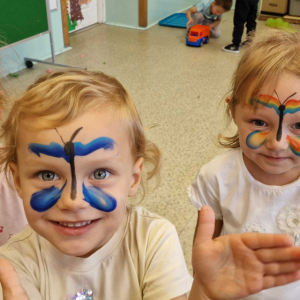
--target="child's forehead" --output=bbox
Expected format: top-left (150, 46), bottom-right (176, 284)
top-left (17, 110), bottom-right (129, 147)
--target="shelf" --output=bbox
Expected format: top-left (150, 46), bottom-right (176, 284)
top-left (259, 13), bottom-right (300, 24)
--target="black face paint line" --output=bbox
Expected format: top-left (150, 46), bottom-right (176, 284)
top-left (55, 127), bottom-right (83, 200)
top-left (250, 92), bottom-right (298, 142)
top-left (274, 91), bottom-right (298, 141)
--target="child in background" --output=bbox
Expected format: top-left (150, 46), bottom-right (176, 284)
top-left (2, 70), bottom-right (300, 300)
top-left (0, 87), bottom-right (27, 247)
top-left (222, 0), bottom-right (259, 53)
top-left (188, 30), bottom-right (300, 299)
top-left (186, 0), bottom-right (232, 38)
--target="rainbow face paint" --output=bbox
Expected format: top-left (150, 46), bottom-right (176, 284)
top-left (248, 92), bottom-right (299, 141)
top-left (28, 128), bottom-right (118, 212)
top-left (246, 131), bottom-right (270, 149)
top-left (287, 135), bottom-right (300, 156)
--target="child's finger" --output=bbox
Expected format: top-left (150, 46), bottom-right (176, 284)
top-left (264, 261), bottom-right (300, 275)
top-left (256, 247), bottom-right (300, 263)
top-left (194, 206), bottom-right (215, 245)
top-left (241, 232), bottom-right (294, 249)
top-left (263, 271), bottom-right (300, 290)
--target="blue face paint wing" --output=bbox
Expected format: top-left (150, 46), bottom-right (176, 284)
top-left (30, 181), bottom-right (67, 212)
top-left (74, 137), bottom-right (116, 157)
top-left (82, 183), bottom-right (117, 212)
top-left (28, 142), bottom-right (70, 163)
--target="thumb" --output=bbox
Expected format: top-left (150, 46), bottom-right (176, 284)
top-left (194, 206), bottom-right (215, 245)
top-left (0, 259), bottom-right (29, 299)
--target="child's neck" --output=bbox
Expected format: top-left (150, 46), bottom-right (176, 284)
top-left (243, 153), bottom-right (300, 186)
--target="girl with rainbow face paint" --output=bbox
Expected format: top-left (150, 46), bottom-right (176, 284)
top-left (188, 31), bottom-right (300, 300)
top-left (234, 73), bottom-right (300, 184)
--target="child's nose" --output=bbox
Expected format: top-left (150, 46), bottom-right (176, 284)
top-left (265, 129), bottom-right (289, 151)
top-left (56, 182), bottom-right (89, 211)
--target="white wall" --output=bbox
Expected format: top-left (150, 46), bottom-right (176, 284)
top-left (106, 0), bottom-right (195, 30)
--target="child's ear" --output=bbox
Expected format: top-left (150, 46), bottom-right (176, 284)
top-left (128, 157), bottom-right (144, 197)
top-left (9, 162), bottom-right (23, 198)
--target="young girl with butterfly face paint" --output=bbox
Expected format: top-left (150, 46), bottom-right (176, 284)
top-left (188, 30), bottom-right (300, 299)
top-left (2, 70), bottom-right (300, 300)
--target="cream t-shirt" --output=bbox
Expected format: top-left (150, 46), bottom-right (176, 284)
top-left (0, 206), bottom-right (192, 300)
top-left (187, 148), bottom-right (300, 300)
top-left (0, 170), bottom-right (27, 246)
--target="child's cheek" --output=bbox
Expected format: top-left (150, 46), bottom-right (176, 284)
top-left (82, 183), bottom-right (117, 212)
top-left (246, 131), bottom-right (270, 149)
top-left (30, 181), bottom-right (67, 212)
top-left (287, 135), bottom-right (300, 156)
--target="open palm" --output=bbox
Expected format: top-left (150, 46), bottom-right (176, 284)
top-left (192, 206), bottom-right (300, 300)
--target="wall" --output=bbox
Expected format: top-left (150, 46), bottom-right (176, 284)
top-left (148, 0), bottom-right (195, 27)
top-left (0, 0), bottom-right (70, 76)
top-left (105, 0), bottom-right (195, 29)
top-left (106, 0), bottom-right (139, 29)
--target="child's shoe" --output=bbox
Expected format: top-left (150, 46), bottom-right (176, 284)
top-left (222, 44), bottom-right (240, 53)
top-left (240, 40), bottom-right (251, 47)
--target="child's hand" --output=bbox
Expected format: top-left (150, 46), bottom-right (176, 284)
top-left (192, 206), bottom-right (300, 300)
top-left (0, 259), bottom-right (29, 300)
top-left (186, 19), bottom-right (193, 30)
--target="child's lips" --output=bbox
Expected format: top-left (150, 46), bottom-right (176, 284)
top-left (263, 155), bottom-right (288, 161)
top-left (50, 219), bottom-right (100, 236)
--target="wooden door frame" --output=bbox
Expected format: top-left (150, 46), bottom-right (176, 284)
top-left (60, 0), bottom-right (70, 46)
top-left (139, 0), bottom-right (147, 27)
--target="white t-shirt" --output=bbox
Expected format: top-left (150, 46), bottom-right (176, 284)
top-left (0, 206), bottom-right (192, 300)
top-left (187, 148), bottom-right (300, 299)
top-left (0, 170), bottom-right (27, 246)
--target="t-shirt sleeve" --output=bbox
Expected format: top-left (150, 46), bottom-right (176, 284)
top-left (142, 223), bottom-right (193, 300)
top-left (187, 168), bottom-right (223, 219)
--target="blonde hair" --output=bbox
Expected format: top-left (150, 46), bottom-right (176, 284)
top-left (219, 30), bottom-right (300, 148)
top-left (0, 70), bottom-right (162, 197)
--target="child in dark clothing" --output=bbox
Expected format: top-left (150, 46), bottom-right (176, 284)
top-left (222, 0), bottom-right (259, 53)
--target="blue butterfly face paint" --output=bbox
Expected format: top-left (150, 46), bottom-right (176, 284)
top-left (28, 127), bottom-right (118, 212)
top-left (30, 181), bottom-right (67, 212)
top-left (82, 183), bottom-right (117, 212)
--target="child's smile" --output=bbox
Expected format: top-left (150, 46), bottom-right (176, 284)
top-left (10, 109), bottom-right (143, 257)
top-left (233, 73), bottom-right (300, 185)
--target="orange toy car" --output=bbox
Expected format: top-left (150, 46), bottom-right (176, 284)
top-left (186, 25), bottom-right (210, 47)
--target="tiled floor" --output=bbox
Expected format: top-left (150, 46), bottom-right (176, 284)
top-left (2, 10), bottom-right (299, 274)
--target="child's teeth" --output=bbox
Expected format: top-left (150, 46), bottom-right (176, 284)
top-left (75, 222), bottom-right (86, 227)
top-left (59, 221), bottom-right (91, 227)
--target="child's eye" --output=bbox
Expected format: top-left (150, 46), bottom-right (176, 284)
top-left (38, 171), bottom-right (59, 181)
top-left (293, 123), bottom-right (300, 130)
top-left (252, 120), bottom-right (266, 126)
top-left (92, 169), bottom-right (111, 180)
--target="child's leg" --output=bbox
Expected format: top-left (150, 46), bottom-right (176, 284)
top-left (210, 26), bottom-right (221, 38)
top-left (189, 12), bottom-right (205, 28)
top-left (245, 0), bottom-right (259, 35)
top-left (232, 0), bottom-right (251, 46)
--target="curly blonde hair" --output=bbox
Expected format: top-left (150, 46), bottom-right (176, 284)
top-left (0, 70), bottom-right (162, 198)
top-left (219, 30), bottom-right (300, 148)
